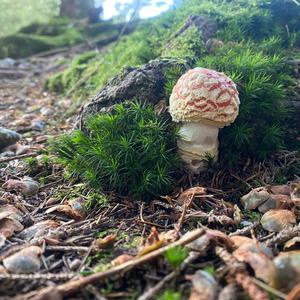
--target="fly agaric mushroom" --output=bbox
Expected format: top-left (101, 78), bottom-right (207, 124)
top-left (169, 67), bottom-right (240, 173)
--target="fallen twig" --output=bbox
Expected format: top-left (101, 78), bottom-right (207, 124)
top-left (0, 273), bottom-right (74, 280)
top-left (0, 153), bottom-right (38, 164)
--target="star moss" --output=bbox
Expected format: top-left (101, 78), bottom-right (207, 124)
top-left (51, 102), bottom-right (181, 200)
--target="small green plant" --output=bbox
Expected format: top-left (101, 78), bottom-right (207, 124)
top-left (158, 290), bottom-right (181, 300)
top-left (164, 246), bottom-right (189, 269)
top-left (51, 102), bottom-right (180, 200)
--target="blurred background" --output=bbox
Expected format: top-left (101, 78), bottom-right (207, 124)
top-left (0, 0), bottom-right (178, 37)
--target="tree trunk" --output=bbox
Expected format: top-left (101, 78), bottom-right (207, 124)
top-left (59, 0), bottom-right (96, 19)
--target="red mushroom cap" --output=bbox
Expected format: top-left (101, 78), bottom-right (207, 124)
top-left (169, 67), bottom-right (240, 127)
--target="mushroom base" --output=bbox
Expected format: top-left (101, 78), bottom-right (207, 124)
top-left (177, 122), bottom-right (219, 174)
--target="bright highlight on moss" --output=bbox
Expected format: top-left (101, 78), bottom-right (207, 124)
top-left (51, 102), bottom-right (180, 200)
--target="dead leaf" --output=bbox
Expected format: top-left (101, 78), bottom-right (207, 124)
top-left (284, 237), bottom-right (300, 251)
top-left (95, 234), bottom-right (117, 249)
top-left (230, 236), bottom-right (273, 258)
top-left (3, 246), bottom-right (43, 274)
top-left (2, 177), bottom-right (39, 196)
top-left (0, 205), bottom-right (24, 245)
top-left (205, 229), bottom-right (234, 250)
top-left (177, 186), bottom-right (207, 206)
top-left (261, 209), bottom-right (296, 232)
top-left (138, 227), bottom-right (165, 256)
top-left (270, 184), bottom-right (290, 195)
top-left (233, 248), bottom-right (275, 283)
top-left (111, 254), bottom-right (134, 266)
top-left (286, 282), bottom-right (300, 300)
top-left (18, 220), bottom-right (60, 242)
top-left (45, 197), bottom-right (87, 220)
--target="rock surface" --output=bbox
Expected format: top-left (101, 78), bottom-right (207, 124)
top-left (0, 127), bottom-right (20, 150)
top-left (77, 58), bottom-right (191, 129)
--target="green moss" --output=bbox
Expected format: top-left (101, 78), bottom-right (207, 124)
top-left (50, 102), bottom-right (180, 200)
top-left (0, 34), bottom-right (52, 58)
top-left (19, 18), bottom-right (70, 36)
top-left (0, 27), bottom-right (83, 58)
top-left (162, 25), bottom-right (206, 59)
top-left (196, 41), bottom-right (292, 165)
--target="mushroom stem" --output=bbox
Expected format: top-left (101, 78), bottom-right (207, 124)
top-left (177, 122), bottom-right (219, 173)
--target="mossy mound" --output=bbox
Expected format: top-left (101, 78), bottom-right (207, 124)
top-left (19, 18), bottom-right (70, 36)
top-left (46, 0), bottom-right (300, 99)
top-left (0, 18), bottom-right (127, 59)
top-left (0, 27), bottom-right (83, 58)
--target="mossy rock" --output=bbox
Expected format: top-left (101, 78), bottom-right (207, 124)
top-left (77, 58), bottom-right (192, 129)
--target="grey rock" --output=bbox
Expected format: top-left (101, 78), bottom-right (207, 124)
top-left (0, 58), bottom-right (16, 68)
top-left (77, 58), bottom-right (191, 129)
top-left (0, 127), bottom-right (20, 150)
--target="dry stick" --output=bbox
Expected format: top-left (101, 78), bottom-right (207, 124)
top-left (19, 228), bottom-right (205, 299)
top-left (138, 251), bottom-right (202, 300)
top-left (252, 278), bottom-right (287, 300)
top-left (0, 153), bottom-right (38, 164)
top-left (137, 271), bottom-right (177, 300)
top-left (0, 273), bottom-right (74, 280)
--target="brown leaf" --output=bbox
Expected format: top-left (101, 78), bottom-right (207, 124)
top-left (18, 220), bottom-right (60, 242)
top-left (233, 248), bottom-right (275, 283)
top-left (177, 186), bottom-right (207, 206)
top-left (270, 184), bottom-right (290, 195)
top-left (284, 237), bottom-right (300, 251)
top-left (45, 197), bottom-right (87, 220)
top-left (95, 234), bottom-right (117, 249)
top-left (286, 282), bottom-right (300, 300)
top-left (111, 254), bottom-right (134, 266)
top-left (2, 177), bottom-right (39, 196)
top-left (3, 246), bottom-right (43, 274)
top-left (188, 270), bottom-right (218, 300)
top-left (206, 229), bottom-right (234, 250)
top-left (258, 194), bottom-right (293, 213)
top-left (230, 236), bottom-right (253, 249)
top-left (261, 209), bottom-right (296, 232)
top-left (0, 205), bottom-right (24, 244)
top-left (138, 227), bottom-right (165, 256)
top-left (230, 236), bottom-right (273, 258)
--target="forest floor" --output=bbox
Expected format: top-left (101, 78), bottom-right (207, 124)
top-left (0, 45), bottom-right (300, 300)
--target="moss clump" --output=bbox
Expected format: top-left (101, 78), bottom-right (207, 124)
top-left (197, 40), bottom-right (292, 165)
top-left (0, 34), bottom-right (52, 58)
top-left (162, 25), bottom-right (206, 59)
top-left (50, 102), bottom-right (180, 200)
top-left (19, 18), bottom-right (70, 36)
top-left (45, 51), bottom-right (98, 94)
top-left (0, 28), bottom-right (82, 58)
